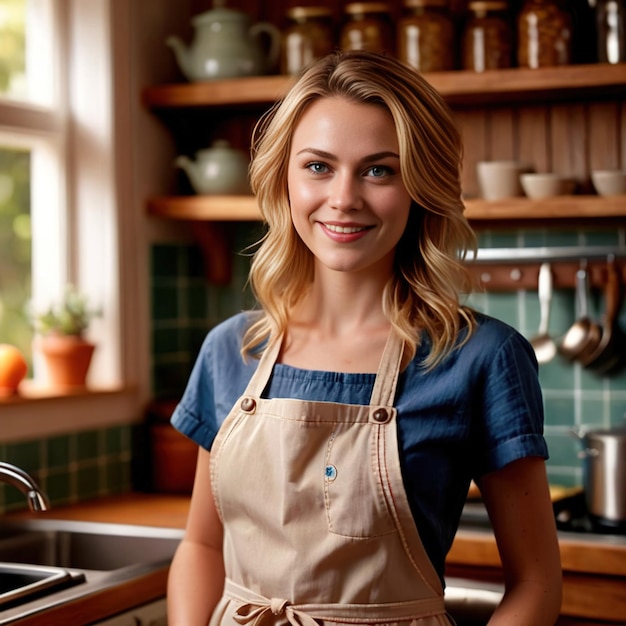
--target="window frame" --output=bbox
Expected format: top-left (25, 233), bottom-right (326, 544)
top-left (1, 0), bottom-right (143, 440)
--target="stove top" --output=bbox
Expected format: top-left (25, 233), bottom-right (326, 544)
top-left (461, 490), bottom-right (626, 538)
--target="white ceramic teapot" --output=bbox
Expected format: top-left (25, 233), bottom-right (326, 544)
top-left (166, 4), bottom-right (281, 81)
top-left (175, 140), bottom-right (251, 195)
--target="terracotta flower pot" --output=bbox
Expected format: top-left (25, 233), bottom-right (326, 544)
top-left (37, 335), bottom-right (95, 388)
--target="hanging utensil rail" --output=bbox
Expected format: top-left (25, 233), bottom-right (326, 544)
top-left (466, 246), bottom-right (626, 291)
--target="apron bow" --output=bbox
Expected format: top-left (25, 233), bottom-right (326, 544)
top-left (233, 598), bottom-right (320, 626)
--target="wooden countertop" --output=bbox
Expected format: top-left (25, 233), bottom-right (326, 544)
top-left (17, 492), bottom-right (626, 576)
top-left (10, 492), bottom-right (626, 624)
top-left (11, 492), bottom-right (192, 529)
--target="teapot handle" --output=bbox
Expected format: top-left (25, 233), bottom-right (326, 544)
top-left (250, 22), bottom-right (282, 73)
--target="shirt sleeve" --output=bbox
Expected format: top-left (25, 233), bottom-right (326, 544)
top-left (473, 328), bottom-right (548, 476)
top-left (171, 312), bottom-right (258, 450)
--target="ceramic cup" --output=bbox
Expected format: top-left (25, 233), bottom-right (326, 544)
top-left (477, 160), bottom-right (532, 201)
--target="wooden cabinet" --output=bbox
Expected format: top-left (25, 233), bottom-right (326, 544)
top-left (447, 529), bottom-right (626, 624)
top-left (143, 64), bottom-right (626, 228)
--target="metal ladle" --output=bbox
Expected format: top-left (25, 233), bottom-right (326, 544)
top-left (582, 258), bottom-right (625, 374)
top-left (530, 263), bottom-right (557, 364)
top-left (559, 266), bottom-right (601, 361)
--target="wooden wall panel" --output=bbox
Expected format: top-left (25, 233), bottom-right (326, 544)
top-left (588, 101), bottom-right (621, 170)
top-left (517, 105), bottom-right (550, 172)
top-left (550, 103), bottom-right (588, 187)
top-left (487, 108), bottom-right (516, 161)
top-left (456, 109), bottom-right (487, 198)
top-left (617, 102), bottom-right (626, 169)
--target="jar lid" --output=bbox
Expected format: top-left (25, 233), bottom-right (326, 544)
top-left (344, 2), bottom-right (392, 15)
top-left (403, 0), bottom-right (449, 8)
top-left (468, 1), bottom-right (509, 11)
top-left (287, 6), bottom-right (333, 20)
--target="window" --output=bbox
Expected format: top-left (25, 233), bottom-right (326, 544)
top-left (0, 0), bottom-right (65, 369)
top-left (1, 0), bottom-right (139, 438)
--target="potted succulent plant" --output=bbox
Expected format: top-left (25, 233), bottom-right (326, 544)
top-left (32, 284), bottom-right (100, 388)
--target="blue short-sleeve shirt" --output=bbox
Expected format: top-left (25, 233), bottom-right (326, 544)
top-left (172, 311), bottom-right (547, 580)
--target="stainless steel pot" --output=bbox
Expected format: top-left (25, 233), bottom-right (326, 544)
top-left (575, 422), bottom-right (626, 531)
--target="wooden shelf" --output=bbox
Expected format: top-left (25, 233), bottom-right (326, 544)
top-left (148, 195), bottom-right (260, 221)
top-left (147, 194), bottom-right (626, 224)
top-left (142, 64), bottom-right (626, 109)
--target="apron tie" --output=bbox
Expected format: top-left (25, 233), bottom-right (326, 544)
top-left (233, 598), bottom-right (320, 626)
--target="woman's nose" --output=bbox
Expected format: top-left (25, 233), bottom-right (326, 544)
top-left (328, 173), bottom-right (362, 211)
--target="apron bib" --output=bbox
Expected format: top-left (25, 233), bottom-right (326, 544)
top-left (209, 332), bottom-right (453, 626)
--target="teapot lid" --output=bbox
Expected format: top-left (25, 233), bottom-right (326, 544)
top-left (192, 6), bottom-right (249, 26)
top-left (196, 139), bottom-right (238, 156)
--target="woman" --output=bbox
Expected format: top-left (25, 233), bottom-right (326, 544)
top-left (167, 50), bottom-right (562, 625)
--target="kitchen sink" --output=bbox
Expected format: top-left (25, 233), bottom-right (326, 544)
top-left (444, 578), bottom-right (503, 625)
top-left (0, 518), bottom-right (184, 572)
top-left (0, 562), bottom-right (85, 610)
top-left (0, 517), bottom-right (184, 622)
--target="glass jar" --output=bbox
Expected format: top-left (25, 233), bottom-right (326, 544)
top-left (340, 2), bottom-right (394, 55)
top-left (517, 0), bottom-right (573, 68)
top-left (281, 7), bottom-right (335, 75)
top-left (397, 0), bottom-right (455, 73)
top-left (461, 1), bottom-right (512, 71)
top-left (596, 0), bottom-right (626, 64)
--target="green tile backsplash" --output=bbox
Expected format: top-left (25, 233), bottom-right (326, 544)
top-left (149, 225), bottom-right (626, 491)
top-left (0, 425), bottom-right (133, 514)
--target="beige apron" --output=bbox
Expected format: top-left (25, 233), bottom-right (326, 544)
top-left (209, 332), bottom-right (453, 626)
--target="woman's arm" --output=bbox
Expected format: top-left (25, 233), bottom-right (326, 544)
top-left (478, 456), bottom-right (562, 625)
top-left (168, 447), bottom-right (225, 626)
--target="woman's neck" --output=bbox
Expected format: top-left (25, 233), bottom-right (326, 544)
top-left (280, 269), bottom-right (392, 373)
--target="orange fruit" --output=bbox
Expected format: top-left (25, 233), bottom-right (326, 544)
top-left (0, 344), bottom-right (29, 397)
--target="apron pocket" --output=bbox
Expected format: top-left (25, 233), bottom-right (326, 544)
top-left (323, 425), bottom-right (397, 538)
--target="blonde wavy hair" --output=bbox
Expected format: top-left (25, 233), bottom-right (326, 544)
top-left (244, 50), bottom-right (476, 369)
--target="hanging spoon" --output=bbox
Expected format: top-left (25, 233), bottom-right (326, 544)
top-left (530, 263), bottom-right (557, 364)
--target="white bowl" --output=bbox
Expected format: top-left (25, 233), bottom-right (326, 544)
top-left (520, 173), bottom-right (576, 199)
top-left (476, 161), bottom-right (532, 201)
top-left (591, 170), bottom-right (626, 196)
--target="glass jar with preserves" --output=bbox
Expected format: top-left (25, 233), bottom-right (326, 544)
top-left (397, 0), bottom-right (455, 73)
top-left (596, 0), bottom-right (626, 64)
top-left (281, 7), bottom-right (335, 75)
top-left (340, 2), bottom-right (394, 55)
top-left (517, 0), bottom-right (572, 68)
top-left (461, 1), bottom-right (512, 71)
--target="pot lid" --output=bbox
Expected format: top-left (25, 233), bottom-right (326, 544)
top-left (585, 423), bottom-right (626, 439)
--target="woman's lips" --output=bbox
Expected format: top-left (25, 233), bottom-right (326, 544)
top-left (320, 222), bottom-right (374, 242)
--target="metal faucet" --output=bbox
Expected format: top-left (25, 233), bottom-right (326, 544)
top-left (0, 461), bottom-right (50, 512)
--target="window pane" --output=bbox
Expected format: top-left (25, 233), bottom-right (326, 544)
top-left (0, 145), bottom-right (32, 367)
top-left (0, 0), bottom-right (27, 100)
top-left (1, 0), bottom-right (56, 105)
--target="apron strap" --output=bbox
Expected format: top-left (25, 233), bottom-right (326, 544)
top-left (244, 336), bottom-right (283, 398)
top-left (369, 331), bottom-right (405, 407)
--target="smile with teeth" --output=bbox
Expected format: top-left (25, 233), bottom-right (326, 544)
top-left (323, 223), bottom-right (371, 234)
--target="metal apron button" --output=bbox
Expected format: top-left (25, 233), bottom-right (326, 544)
top-left (372, 408), bottom-right (389, 423)
top-left (241, 397), bottom-right (256, 412)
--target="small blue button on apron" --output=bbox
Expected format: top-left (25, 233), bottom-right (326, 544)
top-left (324, 464), bottom-right (337, 481)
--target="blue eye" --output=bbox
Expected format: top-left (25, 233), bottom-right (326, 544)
top-left (306, 162), bottom-right (329, 174)
top-left (367, 165), bottom-right (392, 178)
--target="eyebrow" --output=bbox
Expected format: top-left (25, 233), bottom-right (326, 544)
top-left (295, 148), bottom-right (400, 162)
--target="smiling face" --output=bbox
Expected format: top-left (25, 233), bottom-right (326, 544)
top-left (287, 97), bottom-right (412, 280)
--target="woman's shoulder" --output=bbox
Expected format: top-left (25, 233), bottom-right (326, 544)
top-left (471, 311), bottom-right (525, 341)
top-left (203, 310), bottom-right (261, 351)
top-left (461, 310), bottom-right (537, 366)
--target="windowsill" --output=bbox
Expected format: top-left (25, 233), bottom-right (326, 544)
top-left (0, 382), bottom-right (143, 442)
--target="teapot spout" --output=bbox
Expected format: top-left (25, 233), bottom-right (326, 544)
top-left (175, 155), bottom-right (201, 191)
top-left (166, 36), bottom-right (192, 81)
